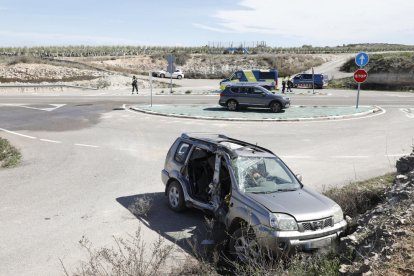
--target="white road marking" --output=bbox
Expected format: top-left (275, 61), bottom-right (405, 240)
top-left (74, 143), bottom-right (99, 148)
top-left (333, 156), bottom-right (369, 159)
top-left (40, 139), bottom-right (62, 144)
top-left (400, 108), bottom-right (414, 118)
top-left (385, 94), bottom-right (414, 98)
top-left (0, 128), bottom-right (36, 139)
top-left (0, 103), bottom-right (66, 112)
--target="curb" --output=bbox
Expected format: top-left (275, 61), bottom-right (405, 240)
top-left (129, 105), bottom-right (384, 122)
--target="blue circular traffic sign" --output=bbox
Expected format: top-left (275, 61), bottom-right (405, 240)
top-left (355, 52), bottom-right (369, 67)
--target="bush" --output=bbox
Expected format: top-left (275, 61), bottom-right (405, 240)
top-left (0, 137), bottom-right (21, 168)
top-left (96, 79), bottom-right (111, 89)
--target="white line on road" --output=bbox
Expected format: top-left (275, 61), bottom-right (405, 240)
top-left (0, 128), bottom-right (37, 139)
top-left (40, 139), bottom-right (62, 143)
top-left (74, 143), bottom-right (99, 148)
top-left (333, 156), bottom-right (369, 159)
top-left (385, 154), bottom-right (406, 157)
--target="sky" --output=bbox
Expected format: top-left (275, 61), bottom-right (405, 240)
top-left (0, 0), bottom-right (413, 48)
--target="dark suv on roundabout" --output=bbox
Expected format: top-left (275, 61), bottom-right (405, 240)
top-left (219, 84), bottom-right (290, 113)
top-left (161, 133), bottom-right (347, 261)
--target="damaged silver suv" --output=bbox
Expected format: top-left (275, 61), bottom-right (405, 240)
top-left (161, 133), bottom-right (347, 259)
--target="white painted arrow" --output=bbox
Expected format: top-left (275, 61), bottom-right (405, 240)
top-left (359, 55), bottom-right (365, 65)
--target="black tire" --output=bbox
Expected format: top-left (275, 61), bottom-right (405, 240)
top-left (167, 181), bottom-right (185, 212)
top-left (227, 100), bottom-right (238, 111)
top-left (270, 101), bottom-right (282, 113)
top-left (177, 75), bottom-right (182, 79)
top-left (229, 226), bottom-right (261, 262)
top-left (160, 74), bottom-right (165, 78)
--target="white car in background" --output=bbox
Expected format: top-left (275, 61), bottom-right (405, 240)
top-left (152, 69), bottom-right (184, 79)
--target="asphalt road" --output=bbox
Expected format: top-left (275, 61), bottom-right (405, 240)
top-left (0, 88), bottom-right (414, 275)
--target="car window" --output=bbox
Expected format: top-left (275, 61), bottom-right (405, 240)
top-left (253, 87), bottom-right (263, 94)
top-left (259, 71), bottom-right (275, 80)
top-left (303, 74), bottom-right (313, 80)
top-left (230, 87), bottom-right (239, 93)
top-left (174, 142), bottom-right (190, 163)
top-left (235, 72), bottom-right (243, 79)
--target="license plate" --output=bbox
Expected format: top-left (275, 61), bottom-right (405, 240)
top-left (305, 237), bottom-right (332, 249)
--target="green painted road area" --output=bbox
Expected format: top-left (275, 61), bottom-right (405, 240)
top-left (131, 105), bottom-right (382, 121)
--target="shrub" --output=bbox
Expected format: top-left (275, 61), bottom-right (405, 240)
top-left (0, 137), bottom-right (21, 168)
top-left (128, 196), bottom-right (153, 217)
top-left (96, 79), bottom-right (111, 89)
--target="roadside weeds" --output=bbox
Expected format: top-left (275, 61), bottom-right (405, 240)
top-left (0, 137), bottom-right (21, 168)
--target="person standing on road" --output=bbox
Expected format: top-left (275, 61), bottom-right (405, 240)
top-left (287, 76), bottom-right (293, 92)
top-left (132, 76), bottom-right (138, 94)
top-left (281, 77), bottom-right (286, 93)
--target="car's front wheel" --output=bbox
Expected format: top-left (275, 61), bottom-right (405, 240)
top-left (167, 181), bottom-right (185, 212)
top-left (160, 74), bottom-right (165, 78)
top-left (227, 100), bottom-right (238, 111)
top-left (270, 101), bottom-right (282, 113)
top-left (177, 75), bottom-right (182, 79)
top-left (229, 226), bottom-right (261, 262)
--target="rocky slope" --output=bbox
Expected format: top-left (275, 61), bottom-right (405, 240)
top-left (338, 152), bottom-right (414, 275)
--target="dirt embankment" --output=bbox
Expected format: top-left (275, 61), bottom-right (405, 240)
top-left (75, 53), bottom-right (337, 79)
top-left (337, 153), bottom-right (414, 275)
top-left (334, 52), bottom-right (414, 91)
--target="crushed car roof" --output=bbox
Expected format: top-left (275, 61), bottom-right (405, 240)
top-left (181, 133), bottom-right (275, 158)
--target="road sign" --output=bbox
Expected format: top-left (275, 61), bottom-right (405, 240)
top-left (354, 69), bottom-right (368, 83)
top-left (166, 54), bottom-right (176, 64)
top-left (166, 54), bottom-right (176, 74)
top-left (355, 52), bottom-right (369, 67)
top-left (167, 63), bottom-right (176, 74)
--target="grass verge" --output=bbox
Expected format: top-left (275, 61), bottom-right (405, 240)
top-left (323, 173), bottom-right (395, 218)
top-left (0, 137), bottom-right (22, 168)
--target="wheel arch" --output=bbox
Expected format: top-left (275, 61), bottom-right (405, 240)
top-left (268, 100), bottom-right (282, 108)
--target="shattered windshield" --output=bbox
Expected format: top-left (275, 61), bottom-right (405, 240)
top-left (232, 156), bottom-right (301, 193)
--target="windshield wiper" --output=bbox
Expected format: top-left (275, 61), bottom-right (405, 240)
top-left (276, 188), bottom-right (298, 192)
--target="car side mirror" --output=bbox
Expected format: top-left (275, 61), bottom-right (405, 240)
top-left (296, 174), bottom-right (303, 182)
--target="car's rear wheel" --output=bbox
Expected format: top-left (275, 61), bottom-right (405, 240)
top-left (227, 100), bottom-right (238, 111)
top-left (160, 74), bottom-right (165, 78)
top-left (177, 75), bottom-right (182, 79)
top-left (270, 101), bottom-right (282, 113)
top-left (167, 181), bottom-right (185, 212)
top-left (229, 226), bottom-right (261, 262)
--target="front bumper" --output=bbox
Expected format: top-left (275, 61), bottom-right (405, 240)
top-left (254, 220), bottom-right (347, 251)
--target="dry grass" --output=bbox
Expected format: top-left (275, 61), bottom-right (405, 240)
top-left (323, 173), bottom-right (395, 218)
top-left (127, 196), bottom-right (153, 217)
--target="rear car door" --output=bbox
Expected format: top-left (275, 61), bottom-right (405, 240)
top-left (247, 87), bottom-right (268, 106)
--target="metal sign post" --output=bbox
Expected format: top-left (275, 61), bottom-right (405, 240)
top-left (353, 68), bottom-right (368, 109)
top-left (354, 52), bottom-right (369, 109)
top-left (166, 54), bottom-right (176, 94)
top-left (312, 67), bottom-right (315, 94)
top-left (149, 72), bottom-right (153, 107)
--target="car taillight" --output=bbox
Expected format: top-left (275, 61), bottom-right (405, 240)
top-left (220, 92), bottom-right (224, 97)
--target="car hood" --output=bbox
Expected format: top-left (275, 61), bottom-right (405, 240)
top-left (246, 187), bottom-right (335, 221)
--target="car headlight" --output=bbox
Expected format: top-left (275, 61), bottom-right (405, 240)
top-left (269, 213), bottom-right (298, 231)
top-left (333, 204), bottom-right (344, 223)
